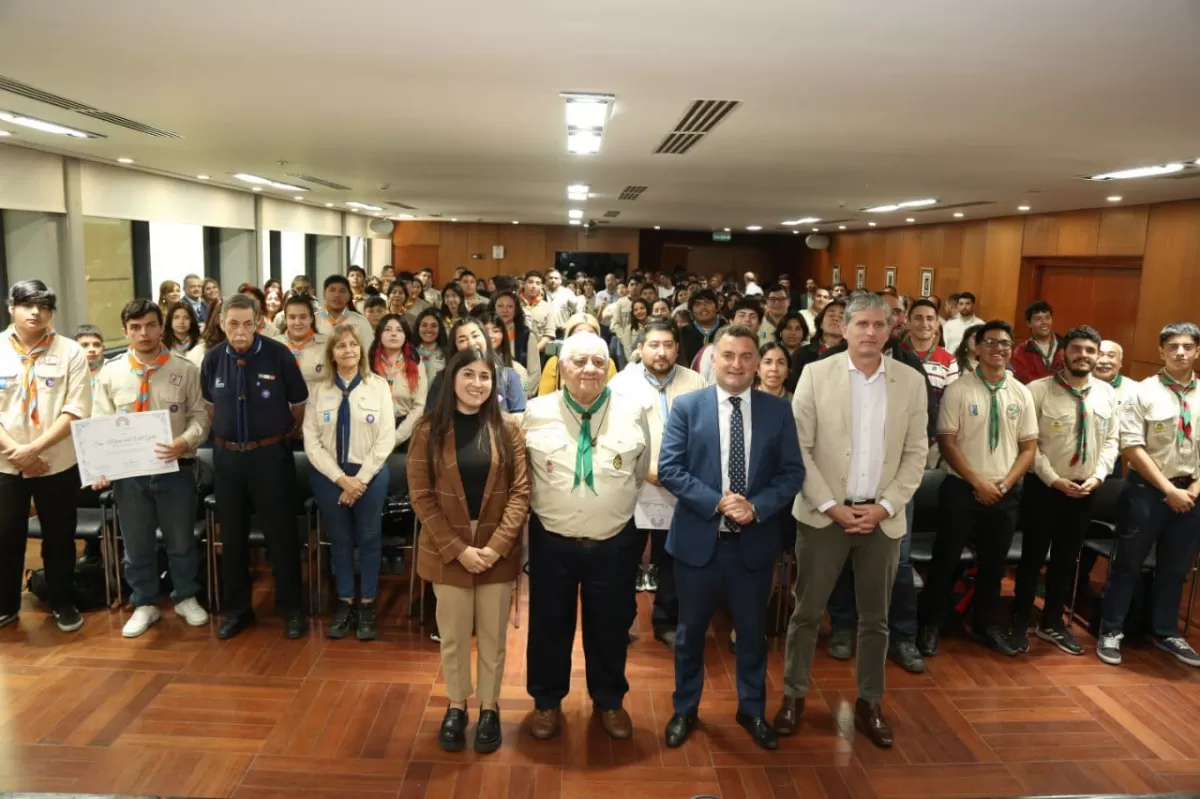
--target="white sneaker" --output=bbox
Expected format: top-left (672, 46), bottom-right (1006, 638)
top-left (174, 597), bottom-right (210, 627)
top-left (122, 606), bottom-right (162, 638)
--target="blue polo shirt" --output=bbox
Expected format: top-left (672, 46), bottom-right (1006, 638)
top-left (201, 335), bottom-right (308, 443)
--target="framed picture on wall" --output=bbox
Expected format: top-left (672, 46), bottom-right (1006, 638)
top-left (885, 266), bottom-right (897, 289)
top-left (832, 264), bottom-right (841, 284)
top-left (920, 267), bottom-right (935, 297)
top-left (856, 265), bottom-right (867, 290)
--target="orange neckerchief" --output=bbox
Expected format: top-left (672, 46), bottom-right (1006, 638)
top-left (9, 327), bottom-right (56, 425)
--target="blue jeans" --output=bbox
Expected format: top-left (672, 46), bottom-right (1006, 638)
top-left (114, 460), bottom-right (200, 607)
top-left (311, 463), bottom-right (389, 600)
top-left (828, 501), bottom-right (918, 641)
top-left (1100, 473), bottom-right (1200, 638)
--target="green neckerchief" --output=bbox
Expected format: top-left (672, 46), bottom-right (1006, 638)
top-left (1158, 370), bottom-right (1197, 444)
top-left (1109, 374), bottom-right (1123, 389)
top-left (562, 386), bottom-right (611, 494)
top-left (1053, 372), bottom-right (1090, 466)
top-left (975, 366), bottom-right (1007, 451)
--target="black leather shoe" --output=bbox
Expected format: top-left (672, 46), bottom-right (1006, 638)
top-left (735, 712), bottom-right (778, 750)
top-left (475, 708), bottom-right (501, 754)
top-left (773, 695), bottom-right (804, 736)
top-left (439, 707), bottom-right (468, 752)
top-left (916, 625), bottom-right (939, 657)
top-left (854, 699), bottom-right (894, 748)
top-left (979, 625), bottom-right (1018, 657)
top-left (328, 600), bottom-right (357, 640)
top-left (285, 614), bottom-right (307, 640)
top-left (665, 712), bottom-right (697, 748)
top-left (217, 611), bottom-right (256, 640)
top-left (357, 604), bottom-right (378, 641)
top-left (654, 628), bottom-right (677, 651)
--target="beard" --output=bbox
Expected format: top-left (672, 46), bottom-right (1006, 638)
top-left (1067, 364), bottom-right (1093, 378)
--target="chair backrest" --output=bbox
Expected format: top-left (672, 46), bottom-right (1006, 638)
top-left (293, 451), bottom-right (314, 507)
top-left (1092, 476), bottom-right (1124, 524)
top-left (911, 469), bottom-right (947, 533)
top-left (387, 450), bottom-right (409, 494)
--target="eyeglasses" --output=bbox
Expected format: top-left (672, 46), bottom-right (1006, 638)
top-left (980, 338), bottom-right (1013, 350)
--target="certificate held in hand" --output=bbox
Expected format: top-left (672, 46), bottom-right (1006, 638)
top-left (71, 410), bottom-right (179, 486)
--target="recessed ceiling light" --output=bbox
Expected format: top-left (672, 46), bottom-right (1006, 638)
top-left (293, 196), bottom-right (304, 201)
top-left (953, 212), bottom-right (965, 218)
top-left (450, 218), bottom-right (458, 222)
top-left (653, 225), bottom-right (661, 230)
top-left (234, 173), bottom-right (307, 192)
top-left (346, 201), bottom-right (383, 211)
top-left (196, 174), bottom-right (210, 180)
top-left (396, 214), bottom-right (415, 220)
top-left (838, 225), bottom-right (847, 230)
top-left (812, 227), bottom-right (819, 232)
top-left (792, 230), bottom-right (799, 235)
top-left (512, 221), bottom-right (520, 225)
top-left (1107, 195), bottom-right (1123, 202)
top-left (564, 98), bottom-right (610, 129)
top-left (1017, 205), bottom-right (1031, 211)
top-left (906, 218), bottom-right (916, 223)
top-left (568, 209), bottom-right (584, 220)
top-left (562, 93), bottom-right (613, 156)
top-left (864, 198), bottom-right (937, 213)
top-left (0, 110), bottom-right (101, 139)
top-left (746, 225), bottom-right (762, 231)
top-left (782, 217), bottom-right (820, 226)
top-left (567, 183), bottom-right (589, 193)
top-left (568, 220), bottom-right (581, 226)
top-left (568, 192), bottom-right (588, 202)
top-left (117, 157), bottom-right (134, 164)
top-left (567, 129), bottom-right (602, 155)
top-left (325, 203), bottom-right (334, 207)
top-left (723, 228), bottom-right (731, 232)
top-left (868, 222), bottom-right (877, 227)
top-left (252, 187), bottom-right (262, 192)
top-left (1088, 163), bottom-right (1185, 181)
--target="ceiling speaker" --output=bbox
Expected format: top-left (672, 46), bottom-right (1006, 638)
top-left (368, 218), bottom-right (395, 236)
top-left (805, 234), bottom-right (830, 250)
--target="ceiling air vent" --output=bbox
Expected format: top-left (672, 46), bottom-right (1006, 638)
top-left (619, 185), bottom-right (648, 201)
top-left (386, 201), bottom-right (419, 210)
top-left (598, 220), bottom-right (611, 224)
top-left (286, 173), bottom-right (352, 190)
top-left (916, 200), bottom-right (996, 212)
top-left (0, 75), bottom-right (182, 138)
top-left (654, 99), bottom-right (741, 155)
top-left (603, 210), bottom-right (621, 218)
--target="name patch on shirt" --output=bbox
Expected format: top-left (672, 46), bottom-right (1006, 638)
top-left (43, 355), bottom-right (58, 366)
top-left (258, 373), bottom-right (277, 381)
top-left (1155, 421), bottom-right (1169, 434)
top-left (170, 374), bottom-right (182, 386)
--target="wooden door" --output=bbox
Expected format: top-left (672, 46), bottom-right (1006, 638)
top-left (1034, 266), bottom-right (1140, 347)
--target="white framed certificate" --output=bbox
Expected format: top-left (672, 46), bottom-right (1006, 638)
top-left (634, 483), bottom-right (677, 530)
top-left (71, 410), bottom-right (180, 485)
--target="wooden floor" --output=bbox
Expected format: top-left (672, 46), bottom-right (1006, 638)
top-left (3, 578), bottom-right (1200, 799)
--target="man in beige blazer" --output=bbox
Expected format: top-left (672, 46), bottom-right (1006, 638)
top-left (775, 293), bottom-right (928, 749)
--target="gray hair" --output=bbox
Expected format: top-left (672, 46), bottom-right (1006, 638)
top-left (559, 331), bottom-right (608, 363)
top-left (844, 292), bottom-right (890, 324)
top-left (223, 292), bottom-right (260, 318)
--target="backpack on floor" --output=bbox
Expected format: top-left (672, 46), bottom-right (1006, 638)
top-left (25, 559), bottom-right (112, 611)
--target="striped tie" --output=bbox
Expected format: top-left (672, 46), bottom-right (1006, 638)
top-left (9, 327), bottom-right (56, 426)
top-left (128, 348), bottom-right (171, 412)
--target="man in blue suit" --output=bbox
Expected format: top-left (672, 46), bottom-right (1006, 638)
top-left (658, 324), bottom-right (805, 750)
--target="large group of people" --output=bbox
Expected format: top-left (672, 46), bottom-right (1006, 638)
top-left (1, 262), bottom-right (1197, 757)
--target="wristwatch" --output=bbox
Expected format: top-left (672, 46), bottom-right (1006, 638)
top-left (750, 503), bottom-right (760, 522)
top-left (996, 482), bottom-right (1008, 495)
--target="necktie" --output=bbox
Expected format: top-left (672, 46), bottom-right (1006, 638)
top-left (1054, 373), bottom-right (1091, 466)
top-left (9, 327), bottom-right (56, 426)
top-left (335, 372), bottom-right (362, 466)
top-left (642, 366), bottom-right (676, 421)
top-left (727, 395), bottom-right (747, 532)
top-left (1159, 370), bottom-right (1196, 444)
top-left (287, 330), bottom-right (315, 361)
top-left (975, 366), bottom-right (1006, 452)
top-left (562, 386), bottom-right (610, 494)
top-left (129, 348), bottom-right (171, 412)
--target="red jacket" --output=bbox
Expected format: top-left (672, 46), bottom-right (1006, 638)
top-left (1010, 335), bottom-right (1065, 384)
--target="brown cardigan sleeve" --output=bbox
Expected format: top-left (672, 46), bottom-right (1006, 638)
top-left (484, 416), bottom-right (531, 557)
top-left (407, 421), bottom-right (468, 564)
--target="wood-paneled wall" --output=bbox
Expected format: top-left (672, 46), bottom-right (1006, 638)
top-left (392, 222), bottom-right (639, 287)
top-left (810, 199), bottom-right (1200, 379)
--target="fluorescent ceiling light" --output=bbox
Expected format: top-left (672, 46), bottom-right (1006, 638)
top-left (325, 203), bottom-right (334, 207)
top-left (900, 198), bottom-right (937, 208)
top-left (1107, 195), bottom-right (1123, 202)
top-left (568, 191), bottom-right (588, 201)
top-left (864, 198), bottom-right (937, 213)
top-left (395, 213), bottom-right (415, 220)
top-left (569, 220), bottom-right (581, 226)
top-left (567, 129), bottom-right (602, 155)
top-left (1017, 205), bottom-right (1031, 211)
top-left (0, 110), bottom-right (101, 139)
top-left (654, 226), bottom-right (661, 230)
top-left (868, 222), bottom-right (877, 227)
top-left (812, 227), bottom-right (819, 232)
top-left (565, 99), bottom-right (609, 129)
top-left (723, 227), bottom-right (731, 232)
top-left (568, 209), bottom-right (584, 220)
top-left (746, 225), bottom-right (762, 231)
top-left (567, 184), bottom-right (590, 194)
top-left (234, 173), bottom-right (308, 192)
top-left (953, 212), bottom-right (964, 218)
top-left (512, 221), bottom-right (520, 225)
top-left (906, 218), bottom-right (916, 223)
top-left (293, 195), bottom-right (303, 201)
top-left (838, 225), bottom-right (847, 230)
top-left (346, 201), bottom-right (383, 211)
top-left (252, 187), bottom-right (262, 192)
top-left (864, 204), bottom-right (900, 213)
top-left (0, 130), bottom-right (10, 137)
top-left (1088, 163), bottom-right (1185, 180)
top-left (450, 218), bottom-right (458, 222)
top-left (196, 174), bottom-right (210, 180)
top-left (117, 157), bottom-right (134, 164)
top-left (782, 217), bottom-right (820, 226)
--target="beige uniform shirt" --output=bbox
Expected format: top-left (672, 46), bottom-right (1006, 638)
top-left (1120, 374), bottom-right (1200, 481)
top-left (403, 297), bottom-right (431, 328)
top-left (93, 352), bottom-right (211, 456)
top-left (521, 298), bottom-right (556, 343)
top-left (303, 374), bottom-right (395, 485)
top-left (1110, 375), bottom-right (1136, 411)
top-left (523, 391), bottom-right (651, 539)
top-left (938, 370), bottom-right (1038, 483)
top-left (384, 362), bottom-right (429, 447)
top-left (608, 364), bottom-right (708, 472)
top-left (1027, 375), bottom-right (1119, 486)
top-left (315, 308), bottom-right (375, 351)
top-left (274, 333), bottom-right (328, 392)
top-left (185, 341), bottom-right (207, 368)
top-left (0, 331), bottom-right (92, 476)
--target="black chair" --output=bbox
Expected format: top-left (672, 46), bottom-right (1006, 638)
top-left (29, 492), bottom-right (118, 606)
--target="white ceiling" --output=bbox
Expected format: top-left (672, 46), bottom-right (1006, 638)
top-left (1, 0), bottom-right (1199, 232)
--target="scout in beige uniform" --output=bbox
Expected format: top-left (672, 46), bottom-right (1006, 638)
top-left (918, 320), bottom-right (1038, 658)
top-left (0, 280), bottom-right (92, 632)
top-left (1097, 322), bottom-right (1200, 668)
top-left (522, 331), bottom-right (651, 742)
top-left (1011, 326), bottom-right (1118, 656)
top-left (93, 299), bottom-right (212, 638)
top-left (519, 271), bottom-right (556, 353)
top-left (608, 319), bottom-right (708, 649)
top-left (1096, 340), bottom-right (1136, 409)
top-left (314, 274), bottom-right (375, 350)
top-left (274, 294), bottom-right (328, 392)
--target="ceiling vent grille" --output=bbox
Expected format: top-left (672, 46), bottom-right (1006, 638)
top-left (286, 173), bottom-right (352, 190)
top-left (916, 200), bottom-right (995, 212)
top-left (603, 210), bottom-right (621, 218)
top-left (654, 99), bottom-right (740, 155)
top-left (385, 201), bottom-right (419, 210)
top-left (0, 75), bottom-right (182, 138)
top-left (619, 185), bottom-right (648, 201)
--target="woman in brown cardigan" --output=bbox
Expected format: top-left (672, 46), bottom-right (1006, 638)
top-left (409, 347), bottom-right (530, 755)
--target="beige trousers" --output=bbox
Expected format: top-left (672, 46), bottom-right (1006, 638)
top-left (432, 580), bottom-right (514, 704)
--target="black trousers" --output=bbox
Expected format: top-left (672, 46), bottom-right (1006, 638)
top-left (1012, 476), bottom-right (1097, 628)
top-left (526, 514), bottom-right (639, 711)
top-left (0, 466), bottom-right (80, 615)
top-left (635, 527), bottom-right (678, 633)
top-left (213, 444), bottom-right (304, 616)
top-left (919, 474), bottom-right (1020, 633)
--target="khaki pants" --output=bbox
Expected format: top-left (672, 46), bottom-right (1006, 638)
top-left (432, 581), bottom-right (514, 704)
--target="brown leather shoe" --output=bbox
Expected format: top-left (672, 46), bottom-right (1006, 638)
top-left (773, 695), bottom-right (804, 736)
top-left (530, 707), bottom-right (561, 740)
top-left (854, 698), bottom-right (893, 748)
top-left (594, 703), bottom-right (633, 740)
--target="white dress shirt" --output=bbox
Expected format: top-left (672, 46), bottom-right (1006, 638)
top-left (716, 384), bottom-right (753, 499)
top-left (845, 357), bottom-right (889, 503)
